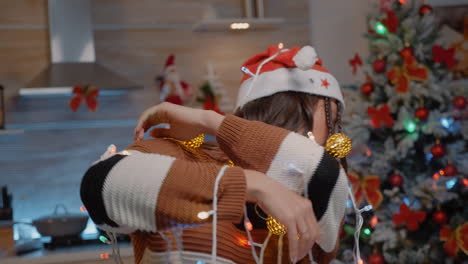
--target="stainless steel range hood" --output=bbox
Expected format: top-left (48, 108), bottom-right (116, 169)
top-left (26, 0), bottom-right (139, 90)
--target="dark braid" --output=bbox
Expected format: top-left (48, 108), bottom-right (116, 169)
top-left (325, 97), bottom-right (348, 172)
top-left (336, 102), bottom-right (348, 172)
top-left (324, 97), bottom-right (334, 136)
top-left (336, 101), bottom-right (342, 133)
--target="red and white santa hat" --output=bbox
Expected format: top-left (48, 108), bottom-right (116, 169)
top-left (236, 44), bottom-right (344, 109)
top-left (165, 54), bottom-right (175, 68)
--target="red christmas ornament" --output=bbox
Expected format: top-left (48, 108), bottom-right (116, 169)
top-left (431, 144), bottom-right (446, 158)
top-left (339, 225), bottom-right (346, 239)
top-left (419, 4), bottom-right (433, 16)
top-left (452, 109), bottom-right (462, 120)
top-left (453, 96), bottom-right (467, 110)
top-left (369, 253), bottom-right (385, 264)
top-left (382, 10), bottom-right (399, 33)
top-left (373, 58), bottom-right (387, 73)
top-left (389, 173), bottom-right (404, 187)
top-left (361, 83), bottom-right (374, 96)
top-left (400, 46), bottom-right (413, 58)
top-left (415, 107), bottom-right (429, 121)
top-left (443, 164), bottom-right (458, 177)
top-left (432, 210), bottom-right (448, 225)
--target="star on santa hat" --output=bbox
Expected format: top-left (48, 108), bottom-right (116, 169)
top-left (321, 79), bottom-right (330, 88)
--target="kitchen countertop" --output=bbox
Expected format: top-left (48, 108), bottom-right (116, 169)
top-left (2, 242), bottom-right (133, 264)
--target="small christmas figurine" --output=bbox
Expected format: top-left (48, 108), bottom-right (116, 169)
top-left (157, 54), bottom-right (193, 105)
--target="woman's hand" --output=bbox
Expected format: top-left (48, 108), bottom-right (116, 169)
top-left (133, 102), bottom-right (224, 142)
top-left (244, 170), bottom-right (320, 263)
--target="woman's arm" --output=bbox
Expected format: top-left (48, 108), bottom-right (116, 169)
top-left (81, 137), bottom-right (321, 262)
top-left (216, 115), bottom-right (347, 255)
top-left (80, 139), bottom-right (246, 234)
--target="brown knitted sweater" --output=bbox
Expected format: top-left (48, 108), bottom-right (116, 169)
top-left (80, 115), bottom-right (348, 264)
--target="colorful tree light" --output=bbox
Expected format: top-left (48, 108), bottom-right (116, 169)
top-left (370, 216), bottom-right (379, 228)
top-left (405, 120), bottom-right (417, 133)
top-left (363, 228), bottom-right (372, 235)
top-left (445, 178), bottom-right (457, 189)
top-left (375, 22), bottom-right (388, 35)
top-left (244, 221), bottom-right (253, 231)
top-left (99, 235), bottom-right (109, 244)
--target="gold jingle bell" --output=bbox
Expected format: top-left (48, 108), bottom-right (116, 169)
top-left (326, 133), bottom-right (352, 158)
top-left (266, 216), bottom-right (287, 235)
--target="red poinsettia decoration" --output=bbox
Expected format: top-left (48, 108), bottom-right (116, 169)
top-left (348, 172), bottom-right (383, 209)
top-left (387, 54), bottom-right (428, 93)
top-left (349, 53), bottom-right (363, 75)
top-left (367, 104), bottom-right (394, 128)
top-left (197, 82), bottom-right (224, 115)
top-left (432, 45), bottom-right (457, 69)
top-left (440, 223), bottom-right (468, 257)
top-left (69, 84), bottom-right (99, 112)
top-left (203, 95), bottom-right (224, 115)
top-left (382, 10), bottom-right (399, 33)
top-left (393, 203), bottom-right (426, 231)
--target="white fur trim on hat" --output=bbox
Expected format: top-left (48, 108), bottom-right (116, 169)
top-left (293, 46), bottom-right (318, 71)
top-left (236, 67), bottom-right (345, 109)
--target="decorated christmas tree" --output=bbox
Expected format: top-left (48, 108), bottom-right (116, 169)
top-left (338, 1), bottom-right (468, 263)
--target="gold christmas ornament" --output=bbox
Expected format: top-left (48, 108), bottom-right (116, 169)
top-left (181, 133), bottom-right (205, 149)
top-left (165, 133), bottom-right (234, 166)
top-left (266, 216), bottom-right (288, 235)
top-left (254, 204), bottom-right (287, 236)
top-left (326, 133), bottom-right (352, 158)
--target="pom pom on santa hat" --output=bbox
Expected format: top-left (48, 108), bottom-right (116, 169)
top-left (293, 46), bottom-right (318, 70)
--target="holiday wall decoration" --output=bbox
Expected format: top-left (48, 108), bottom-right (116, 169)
top-left (69, 84), bottom-right (99, 112)
top-left (349, 53), bottom-right (363, 75)
top-left (341, 1), bottom-right (468, 263)
top-left (156, 54), bottom-right (193, 105)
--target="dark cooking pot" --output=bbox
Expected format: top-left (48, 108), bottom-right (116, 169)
top-left (32, 204), bottom-right (88, 237)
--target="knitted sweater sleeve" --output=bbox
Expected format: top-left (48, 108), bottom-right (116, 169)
top-left (80, 139), bottom-right (246, 234)
top-left (217, 115), bottom-right (348, 256)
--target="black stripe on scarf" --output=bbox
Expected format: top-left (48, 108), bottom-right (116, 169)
top-left (307, 152), bottom-right (340, 221)
top-left (80, 154), bottom-right (127, 227)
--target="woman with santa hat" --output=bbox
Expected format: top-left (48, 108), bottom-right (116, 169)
top-left (81, 44), bottom-right (356, 264)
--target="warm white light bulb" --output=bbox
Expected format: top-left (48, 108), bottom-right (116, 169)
top-left (197, 211), bottom-right (210, 219)
top-left (230, 22), bottom-right (250, 30)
